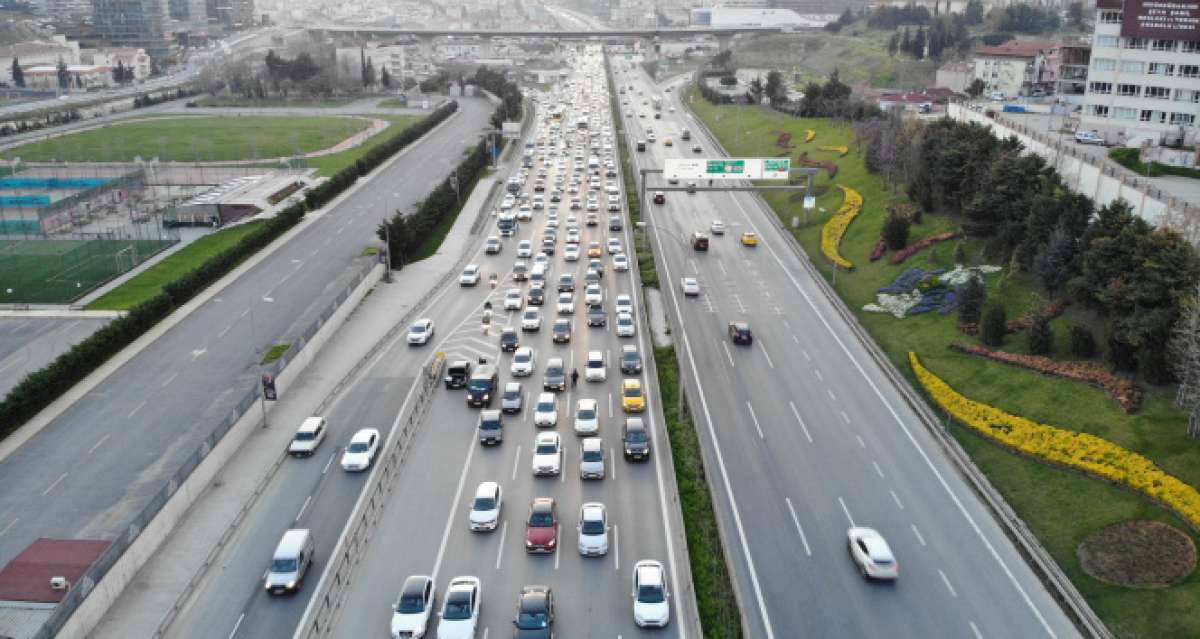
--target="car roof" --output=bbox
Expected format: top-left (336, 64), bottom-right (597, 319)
top-left (624, 378), bottom-right (641, 389)
top-left (636, 561), bottom-right (664, 585)
top-left (350, 429), bottom-right (377, 443)
top-left (505, 381), bottom-right (521, 392)
top-left (400, 574), bottom-right (431, 597)
top-left (536, 431), bottom-right (559, 444)
top-left (537, 392), bottom-right (555, 402)
top-left (548, 357), bottom-right (564, 366)
top-left (531, 497), bottom-right (554, 512)
top-left (299, 416), bottom-right (323, 432)
top-left (475, 481), bottom-right (498, 498)
top-left (626, 417), bottom-right (645, 430)
top-left (578, 398), bottom-right (597, 409)
top-left (582, 437), bottom-right (602, 451)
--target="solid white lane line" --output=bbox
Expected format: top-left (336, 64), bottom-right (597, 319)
top-left (728, 194), bottom-right (1059, 637)
top-left (228, 612), bottom-right (245, 639)
top-left (0, 518), bottom-right (18, 536)
top-left (218, 324), bottom-right (233, 338)
top-left (613, 524), bottom-right (620, 571)
top-left (717, 259), bottom-right (728, 275)
top-left (43, 472), bottom-right (68, 496)
top-left (88, 434), bottom-right (111, 455)
top-left (784, 498), bottom-right (812, 557)
top-left (609, 392), bottom-right (614, 418)
top-left (495, 521), bottom-right (508, 570)
top-left (872, 461), bottom-right (885, 478)
top-left (855, 435), bottom-right (866, 449)
top-left (127, 400), bottom-right (147, 419)
top-left (322, 452), bottom-right (335, 475)
top-left (813, 368), bottom-right (823, 382)
top-left (781, 318), bottom-right (791, 330)
top-left (837, 497), bottom-right (854, 527)
top-left (970, 621), bottom-right (983, 639)
top-left (431, 438), bottom-right (477, 583)
top-left (792, 334), bottom-right (799, 344)
top-left (939, 569), bottom-right (958, 598)
top-left (912, 523), bottom-right (927, 546)
top-left (295, 495), bottom-right (312, 522)
top-left (788, 402), bottom-right (813, 443)
top-left (802, 349), bottom-right (811, 361)
top-left (839, 410), bottom-right (850, 424)
top-left (160, 372), bottom-right (179, 388)
top-left (722, 341), bottom-right (735, 367)
top-left (746, 402), bottom-right (765, 439)
top-left (554, 544), bottom-right (561, 570)
top-left (610, 448), bottom-right (617, 481)
top-left (512, 445), bottom-right (521, 481)
top-left (891, 490), bottom-right (905, 510)
top-left (827, 388), bottom-right (837, 401)
top-left (758, 341), bottom-right (775, 369)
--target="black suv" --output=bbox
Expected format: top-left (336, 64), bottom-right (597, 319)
top-left (500, 327), bottom-right (519, 352)
top-left (620, 345), bottom-right (642, 374)
top-left (552, 319), bottom-right (572, 344)
top-left (528, 285), bottom-right (545, 306)
top-left (444, 360), bottom-right (472, 389)
top-left (466, 365), bottom-right (499, 407)
top-left (587, 304), bottom-right (606, 327)
top-left (728, 321), bottom-right (753, 345)
top-left (622, 417), bottom-right (651, 461)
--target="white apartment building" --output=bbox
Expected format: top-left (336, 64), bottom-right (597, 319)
top-left (1080, 0), bottom-right (1200, 147)
top-left (972, 40), bottom-right (1060, 99)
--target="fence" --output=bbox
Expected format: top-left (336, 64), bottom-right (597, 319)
top-left (32, 258), bottom-right (379, 639)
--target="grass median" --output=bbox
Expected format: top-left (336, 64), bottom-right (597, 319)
top-left (87, 221), bottom-right (265, 311)
top-left (308, 115), bottom-right (422, 177)
top-left (655, 346), bottom-right (743, 638)
top-left (686, 89), bottom-right (1199, 638)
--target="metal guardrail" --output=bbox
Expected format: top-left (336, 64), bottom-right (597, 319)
top-left (686, 98), bottom-right (1112, 639)
top-left (32, 258), bottom-right (377, 639)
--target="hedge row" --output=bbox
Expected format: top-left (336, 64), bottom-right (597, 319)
top-left (0, 103), bottom-right (457, 438)
top-left (306, 101), bottom-right (459, 210)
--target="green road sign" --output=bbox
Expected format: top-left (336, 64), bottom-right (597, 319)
top-left (706, 159), bottom-right (746, 175)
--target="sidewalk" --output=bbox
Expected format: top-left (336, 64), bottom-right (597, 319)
top-left (90, 177), bottom-right (495, 639)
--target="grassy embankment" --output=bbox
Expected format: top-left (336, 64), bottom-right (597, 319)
top-left (687, 90), bottom-right (1200, 639)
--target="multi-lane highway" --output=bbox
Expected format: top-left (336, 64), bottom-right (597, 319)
top-left (618, 64), bottom-right (1081, 638)
top-left (308, 50), bottom-right (695, 638)
top-left (0, 100), bottom-right (492, 573)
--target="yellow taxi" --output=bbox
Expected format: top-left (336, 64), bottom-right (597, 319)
top-left (740, 232), bottom-right (759, 247)
top-left (664, 137), bottom-right (673, 147)
top-left (622, 379), bottom-right (646, 413)
top-left (587, 241), bottom-right (604, 258)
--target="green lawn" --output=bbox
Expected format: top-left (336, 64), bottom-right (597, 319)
top-left (307, 115), bottom-right (422, 177)
top-left (686, 91), bottom-right (1199, 638)
top-left (377, 99), bottom-right (410, 108)
top-left (0, 116), bottom-right (370, 163)
top-left (87, 222), bottom-right (265, 310)
top-left (733, 30), bottom-right (939, 89)
top-left (192, 96), bottom-right (358, 108)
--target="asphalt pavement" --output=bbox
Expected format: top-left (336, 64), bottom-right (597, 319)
top-left (0, 99), bottom-right (493, 573)
top-left (0, 316), bottom-right (111, 397)
top-left (619, 67), bottom-right (1082, 638)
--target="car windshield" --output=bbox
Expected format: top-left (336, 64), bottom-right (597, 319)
top-left (547, 366), bottom-right (563, 377)
top-left (294, 431), bottom-right (316, 441)
top-left (347, 441), bottom-right (371, 453)
top-left (619, 317), bottom-right (632, 325)
top-left (582, 518), bottom-right (605, 534)
top-left (588, 359), bottom-right (602, 368)
top-left (410, 325), bottom-right (425, 333)
top-left (504, 390), bottom-right (519, 400)
top-left (443, 593), bottom-right (472, 620)
top-left (638, 583), bottom-right (665, 603)
top-left (515, 352), bottom-right (530, 363)
top-left (535, 443), bottom-right (557, 455)
top-left (397, 592), bottom-right (425, 614)
top-left (582, 449), bottom-right (602, 461)
top-left (624, 352), bottom-right (638, 363)
top-left (537, 401), bottom-right (554, 412)
top-left (624, 386), bottom-right (640, 398)
top-left (473, 496), bottom-right (495, 510)
top-left (579, 406), bottom-right (596, 419)
top-left (468, 379), bottom-right (491, 392)
top-left (626, 428), bottom-right (647, 443)
top-left (529, 512), bottom-right (554, 526)
top-left (271, 558), bottom-right (297, 572)
top-left (517, 610), bottom-right (549, 629)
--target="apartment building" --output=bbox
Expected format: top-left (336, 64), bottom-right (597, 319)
top-left (1081, 0), bottom-right (1200, 146)
top-left (972, 39), bottom-right (1061, 98)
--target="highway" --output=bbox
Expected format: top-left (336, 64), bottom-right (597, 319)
top-left (312, 51), bottom-right (695, 638)
top-left (0, 99), bottom-right (493, 573)
top-left (617, 64), bottom-right (1082, 638)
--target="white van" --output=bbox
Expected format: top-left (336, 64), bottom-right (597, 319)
top-left (264, 529), bottom-right (314, 595)
top-left (530, 263), bottom-right (548, 286)
top-left (287, 416), bottom-right (326, 457)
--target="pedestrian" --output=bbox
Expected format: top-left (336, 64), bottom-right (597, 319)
top-left (571, 368), bottom-right (579, 387)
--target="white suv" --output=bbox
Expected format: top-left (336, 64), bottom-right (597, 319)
top-left (585, 350), bottom-right (606, 382)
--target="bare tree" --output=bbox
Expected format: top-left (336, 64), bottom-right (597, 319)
top-left (1171, 282), bottom-right (1200, 438)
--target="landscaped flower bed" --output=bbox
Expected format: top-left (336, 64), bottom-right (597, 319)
top-left (949, 342), bottom-right (1143, 413)
top-left (818, 145), bottom-right (849, 156)
top-left (804, 129), bottom-right (816, 142)
top-left (820, 185), bottom-right (862, 270)
top-left (959, 300), bottom-right (1068, 336)
top-left (869, 237), bottom-right (887, 262)
top-left (910, 352), bottom-right (1200, 531)
top-left (889, 230), bottom-right (961, 265)
top-left (864, 267), bottom-right (961, 318)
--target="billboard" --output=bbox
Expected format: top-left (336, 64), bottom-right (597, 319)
top-left (501, 122), bottom-right (522, 140)
top-left (663, 158), bottom-right (792, 181)
top-left (1121, 0), bottom-right (1200, 40)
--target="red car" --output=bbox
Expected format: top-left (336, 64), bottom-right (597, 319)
top-left (653, 191), bottom-right (665, 205)
top-left (525, 497), bottom-right (559, 553)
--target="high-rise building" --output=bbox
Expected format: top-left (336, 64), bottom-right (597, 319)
top-left (212, 0), bottom-right (254, 28)
top-left (1081, 0), bottom-right (1200, 146)
top-left (91, 0), bottom-right (171, 59)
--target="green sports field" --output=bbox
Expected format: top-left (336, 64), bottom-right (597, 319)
top-left (0, 116), bottom-right (371, 163)
top-left (0, 238), bottom-right (174, 304)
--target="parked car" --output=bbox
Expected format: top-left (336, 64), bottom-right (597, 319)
top-left (1074, 130), bottom-right (1105, 145)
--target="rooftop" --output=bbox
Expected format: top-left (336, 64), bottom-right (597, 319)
top-left (975, 40), bottom-right (1060, 59)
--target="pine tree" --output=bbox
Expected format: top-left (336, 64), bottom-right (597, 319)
top-left (887, 32), bottom-right (899, 56)
top-left (1070, 325), bottom-right (1096, 358)
top-left (981, 305), bottom-right (1007, 347)
top-left (959, 274), bottom-right (986, 325)
top-left (380, 66), bottom-right (391, 88)
top-left (882, 215), bottom-right (910, 250)
top-left (900, 27), bottom-right (911, 56)
top-left (1028, 314), bottom-right (1053, 355)
top-left (912, 27), bottom-right (927, 60)
top-left (10, 57), bottom-right (23, 88)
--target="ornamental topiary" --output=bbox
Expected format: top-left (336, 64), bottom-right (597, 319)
top-left (981, 304), bottom-right (1007, 347)
top-left (882, 215), bottom-right (910, 250)
top-left (958, 275), bottom-right (986, 326)
top-left (1028, 314), bottom-right (1053, 356)
top-left (1070, 324), bottom-right (1096, 358)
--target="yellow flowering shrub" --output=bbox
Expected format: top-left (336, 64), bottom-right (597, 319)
top-left (818, 145), bottom-right (849, 156)
top-left (910, 352), bottom-right (1200, 530)
top-left (820, 185), bottom-right (862, 271)
top-left (804, 129), bottom-right (816, 142)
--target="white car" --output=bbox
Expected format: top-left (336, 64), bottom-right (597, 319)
top-left (517, 240), bottom-right (533, 258)
top-left (503, 288), bottom-right (524, 311)
top-left (534, 392), bottom-right (559, 427)
top-left (563, 243), bottom-right (581, 261)
top-left (614, 294), bottom-right (633, 316)
top-left (390, 575), bottom-right (435, 639)
top-left (681, 277), bottom-right (701, 296)
top-left (407, 318), bottom-right (434, 345)
top-left (616, 311), bottom-right (636, 337)
top-left (436, 576), bottom-right (481, 639)
top-left (632, 560), bottom-right (671, 628)
top-left (459, 264), bottom-right (481, 286)
top-left (340, 428), bottom-right (380, 471)
top-left (579, 437), bottom-right (605, 480)
top-left (574, 398), bottom-right (600, 435)
top-left (585, 350), bottom-right (606, 382)
top-left (485, 236), bottom-right (501, 254)
top-left (517, 205), bottom-right (533, 221)
top-left (468, 481), bottom-right (502, 532)
top-left (612, 253), bottom-right (629, 272)
top-left (710, 220), bottom-right (726, 235)
top-left (1074, 130), bottom-right (1105, 145)
top-left (584, 283), bottom-right (603, 305)
top-left (607, 238), bottom-right (622, 254)
top-left (557, 292), bottom-right (575, 314)
top-left (511, 347), bottom-right (536, 376)
top-left (847, 527), bottom-right (899, 579)
top-left (565, 228), bottom-right (581, 244)
top-left (521, 309), bottom-right (542, 331)
top-left (532, 431), bottom-right (563, 476)
top-left (578, 502), bottom-right (609, 556)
